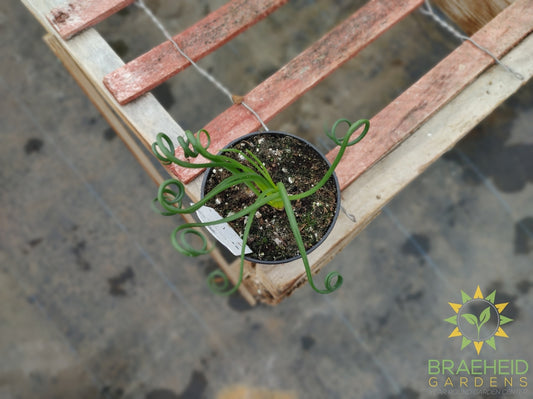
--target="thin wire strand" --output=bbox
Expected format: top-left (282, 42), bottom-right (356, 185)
top-left (241, 101), bottom-right (269, 131)
top-left (135, 0), bottom-right (269, 131)
top-left (420, 0), bottom-right (524, 81)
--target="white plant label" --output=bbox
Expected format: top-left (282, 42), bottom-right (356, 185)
top-left (195, 205), bottom-right (252, 256)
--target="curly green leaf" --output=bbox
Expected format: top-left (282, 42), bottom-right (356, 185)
top-left (327, 118), bottom-right (370, 147)
top-left (152, 120), bottom-right (370, 297)
top-left (278, 182), bottom-right (342, 294)
top-left (171, 226), bottom-right (210, 257)
top-left (290, 118), bottom-right (370, 202)
top-left (207, 269), bottom-right (233, 294)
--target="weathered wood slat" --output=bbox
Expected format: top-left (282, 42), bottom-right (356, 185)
top-left (169, 0), bottom-right (425, 183)
top-left (104, 0), bottom-right (289, 105)
top-left (328, 0), bottom-right (532, 191)
top-left (43, 33), bottom-right (165, 187)
top-left (47, 0), bottom-right (134, 39)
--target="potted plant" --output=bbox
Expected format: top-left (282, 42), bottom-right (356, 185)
top-left (151, 118), bottom-right (370, 296)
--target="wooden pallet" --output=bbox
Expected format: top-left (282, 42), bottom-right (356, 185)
top-left (22, 0), bottom-right (533, 305)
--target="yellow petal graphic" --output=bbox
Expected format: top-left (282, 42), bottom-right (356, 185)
top-left (448, 327), bottom-right (462, 338)
top-left (494, 327), bottom-right (509, 338)
top-left (495, 302), bottom-right (509, 313)
top-left (474, 341), bottom-right (483, 355)
top-left (474, 285), bottom-right (483, 299)
top-left (449, 302), bottom-right (462, 313)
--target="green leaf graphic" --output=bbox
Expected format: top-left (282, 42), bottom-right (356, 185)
top-left (485, 290), bottom-right (496, 304)
top-left (500, 315), bottom-right (513, 325)
top-left (461, 313), bottom-right (478, 326)
top-left (461, 290), bottom-right (472, 303)
top-left (485, 336), bottom-right (496, 350)
top-left (461, 336), bottom-right (472, 350)
top-left (479, 306), bottom-right (491, 327)
top-left (444, 315), bottom-right (457, 325)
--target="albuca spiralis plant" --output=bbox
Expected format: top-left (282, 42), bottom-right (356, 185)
top-left (151, 118), bottom-right (370, 296)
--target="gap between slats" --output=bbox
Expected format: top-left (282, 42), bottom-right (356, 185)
top-left (104, 0), bottom-right (288, 105)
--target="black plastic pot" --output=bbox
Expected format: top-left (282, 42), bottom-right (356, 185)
top-left (201, 131), bottom-right (341, 264)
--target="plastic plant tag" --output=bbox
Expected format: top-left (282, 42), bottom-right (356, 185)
top-left (195, 205), bottom-right (253, 256)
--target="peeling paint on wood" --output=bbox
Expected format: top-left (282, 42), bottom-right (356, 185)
top-left (47, 0), bottom-right (135, 39)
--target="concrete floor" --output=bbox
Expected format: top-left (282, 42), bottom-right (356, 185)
top-left (1, 1), bottom-right (532, 398)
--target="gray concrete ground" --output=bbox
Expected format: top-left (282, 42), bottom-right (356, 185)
top-left (1, 1), bottom-right (532, 398)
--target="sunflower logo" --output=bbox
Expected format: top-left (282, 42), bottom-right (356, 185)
top-left (445, 286), bottom-right (513, 355)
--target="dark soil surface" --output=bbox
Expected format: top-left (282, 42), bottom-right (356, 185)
top-left (203, 133), bottom-right (339, 262)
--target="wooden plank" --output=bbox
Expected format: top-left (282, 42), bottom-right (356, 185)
top-left (104, 0), bottom-right (289, 105)
top-left (258, 32), bottom-right (533, 303)
top-left (47, 0), bottom-right (134, 39)
top-left (433, 0), bottom-right (514, 35)
top-left (169, 0), bottom-right (425, 183)
top-left (43, 33), bottom-right (164, 186)
top-left (328, 0), bottom-right (533, 191)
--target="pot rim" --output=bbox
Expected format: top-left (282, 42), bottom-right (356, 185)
top-left (200, 131), bottom-right (341, 264)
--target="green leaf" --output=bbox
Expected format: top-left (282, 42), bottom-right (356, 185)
top-left (461, 313), bottom-right (478, 326)
top-left (278, 182), bottom-right (342, 294)
top-left (479, 306), bottom-right (491, 327)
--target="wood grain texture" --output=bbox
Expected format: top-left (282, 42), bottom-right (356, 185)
top-left (104, 0), bottom-right (288, 105)
top-left (327, 0), bottom-right (532, 192)
top-left (433, 0), bottom-right (514, 35)
top-left (47, 0), bottom-right (134, 39)
top-left (169, 0), bottom-right (425, 183)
